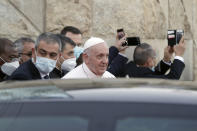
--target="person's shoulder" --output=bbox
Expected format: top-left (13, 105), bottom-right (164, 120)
top-left (62, 65), bottom-right (83, 79)
top-left (125, 61), bottom-right (137, 70)
top-left (127, 61), bottom-right (135, 65)
top-left (109, 46), bottom-right (119, 54)
top-left (103, 71), bottom-right (116, 78)
top-left (9, 60), bottom-right (36, 80)
top-left (9, 69), bottom-right (30, 80)
top-left (18, 59), bottom-right (33, 69)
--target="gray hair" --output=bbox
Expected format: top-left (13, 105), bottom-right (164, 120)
top-left (133, 43), bottom-right (156, 65)
top-left (14, 37), bottom-right (35, 53)
top-left (36, 32), bottom-right (62, 51)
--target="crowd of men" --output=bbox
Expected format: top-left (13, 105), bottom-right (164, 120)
top-left (0, 26), bottom-right (186, 82)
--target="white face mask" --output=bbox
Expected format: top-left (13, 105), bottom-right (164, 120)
top-left (34, 56), bottom-right (57, 74)
top-left (61, 57), bottom-right (77, 71)
top-left (1, 61), bottom-right (20, 76)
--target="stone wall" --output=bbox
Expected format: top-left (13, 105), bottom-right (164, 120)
top-left (0, 0), bottom-right (196, 81)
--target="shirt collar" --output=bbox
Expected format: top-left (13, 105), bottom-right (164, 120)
top-left (82, 63), bottom-right (100, 78)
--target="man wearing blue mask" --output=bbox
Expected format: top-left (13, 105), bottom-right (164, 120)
top-left (61, 26), bottom-right (84, 60)
top-left (9, 32), bottom-right (61, 80)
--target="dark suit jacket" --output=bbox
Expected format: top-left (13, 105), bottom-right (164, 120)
top-left (125, 59), bottom-right (185, 80)
top-left (0, 71), bottom-right (7, 82)
top-left (107, 46), bottom-right (128, 77)
top-left (9, 60), bottom-right (41, 80)
top-left (49, 68), bottom-right (68, 79)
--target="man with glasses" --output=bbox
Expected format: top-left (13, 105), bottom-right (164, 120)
top-left (14, 37), bottom-right (35, 64)
top-left (0, 38), bottom-right (19, 82)
top-left (9, 33), bottom-right (61, 80)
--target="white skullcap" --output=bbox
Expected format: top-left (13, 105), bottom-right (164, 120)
top-left (83, 37), bottom-right (105, 50)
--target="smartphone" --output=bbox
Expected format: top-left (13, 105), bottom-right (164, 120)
top-left (117, 28), bottom-right (125, 40)
top-left (167, 30), bottom-right (176, 47)
top-left (167, 29), bottom-right (184, 46)
top-left (126, 37), bottom-right (141, 46)
top-left (176, 29), bottom-right (184, 44)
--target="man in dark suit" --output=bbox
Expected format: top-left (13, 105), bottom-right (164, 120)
top-left (49, 34), bottom-right (76, 79)
top-left (9, 32), bottom-right (62, 80)
top-left (9, 59), bottom-right (41, 80)
top-left (107, 34), bottom-right (129, 77)
top-left (125, 37), bottom-right (185, 80)
top-left (107, 37), bottom-right (171, 78)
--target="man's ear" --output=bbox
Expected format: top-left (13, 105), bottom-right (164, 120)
top-left (32, 48), bottom-right (36, 63)
top-left (144, 58), bottom-right (151, 67)
top-left (58, 53), bottom-right (63, 63)
top-left (82, 53), bottom-right (88, 64)
top-left (59, 53), bottom-right (62, 58)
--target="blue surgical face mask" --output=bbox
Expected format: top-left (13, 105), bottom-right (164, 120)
top-left (34, 56), bottom-right (57, 74)
top-left (74, 46), bottom-right (84, 59)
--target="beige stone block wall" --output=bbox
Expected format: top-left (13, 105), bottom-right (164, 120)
top-left (0, 0), bottom-right (196, 81)
top-left (46, 0), bottom-right (92, 37)
top-left (0, 0), bottom-right (41, 40)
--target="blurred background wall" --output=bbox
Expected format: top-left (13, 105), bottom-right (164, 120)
top-left (0, 0), bottom-right (196, 81)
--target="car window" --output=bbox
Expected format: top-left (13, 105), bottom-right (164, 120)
top-left (0, 86), bottom-right (71, 101)
top-left (0, 116), bottom-right (88, 131)
top-left (116, 117), bottom-right (197, 131)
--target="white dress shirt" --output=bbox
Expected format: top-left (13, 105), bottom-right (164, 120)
top-left (62, 63), bottom-right (115, 79)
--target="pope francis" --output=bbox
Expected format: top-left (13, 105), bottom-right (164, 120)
top-left (62, 37), bottom-right (115, 79)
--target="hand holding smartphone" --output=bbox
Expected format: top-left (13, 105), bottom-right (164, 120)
top-left (117, 28), bottom-right (125, 40)
top-left (117, 28), bottom-right (141, 46)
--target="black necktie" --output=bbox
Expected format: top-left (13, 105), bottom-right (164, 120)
top-left (43, 75), bottom-right (50, 79)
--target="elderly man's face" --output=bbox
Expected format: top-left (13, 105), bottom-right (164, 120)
top-left (84, 43), bottom-right (109, 76)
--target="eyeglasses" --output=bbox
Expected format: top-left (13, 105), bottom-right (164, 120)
top-left (19, 53), bottom-right (32, 57)
top-left (0, 56), bottom-right (19, 63)
top-left (0, 57), bottom-right (5, 63)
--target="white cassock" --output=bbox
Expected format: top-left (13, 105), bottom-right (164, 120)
top-left (61, 63), bottom-right (115, 79)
